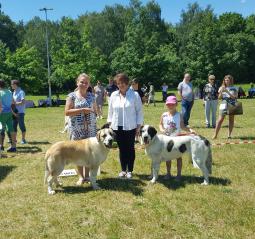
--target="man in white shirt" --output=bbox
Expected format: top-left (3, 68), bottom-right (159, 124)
top-left (177, 73), bottom-right (194, 126)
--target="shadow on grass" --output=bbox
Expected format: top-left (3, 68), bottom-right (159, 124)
top-left (192, 125), bottom-right (243, 129)
top-left (233, 136), bottom-right (255, 140)
top-left (28, 141), bottom-right (51, 145)
top-left (60, 178), bottom-right (145, 196)
top-left (16, 146), bottom-right (42, 153)
top-left (0, 165), bottom-right (16, 182)
top-left (221, 125), bottom-right (242, 128)
top-left (58, 186), bottom-right (92, 194)
top-left (137, 174), bottom-right (231, 190)
top-left (98, 178), bottom-right (145, 196)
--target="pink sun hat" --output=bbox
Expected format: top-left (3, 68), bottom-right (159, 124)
top-left (165, 95), bottom-right (177, 105)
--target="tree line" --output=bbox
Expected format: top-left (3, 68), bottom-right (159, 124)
top-left (0, 0), bottom-right (255, 94)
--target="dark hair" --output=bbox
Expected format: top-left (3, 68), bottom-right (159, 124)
top-left (114, 73), bottom-right (129, 85)
top-left (87, 86), bottom-right (92, 93)
top-left (11, 79), bottom-right (20, 86)
top-left (0, 79), bottom-right (6, 88)
top-left (131, 78), bottom-right (139, 84)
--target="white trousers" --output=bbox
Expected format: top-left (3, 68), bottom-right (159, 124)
top-left (204, 100), bottom-right (218, 127)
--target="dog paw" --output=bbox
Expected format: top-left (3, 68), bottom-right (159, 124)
top-left (93, 186), bottom-right (101, 190)
top-left (201, 181), bottom-right (209, 186)
top-left (150, 179), bottom-right (156, 184)
top-left (48, 190), bottom-right (56, 195)
top-left (56, 183), bottom-right (63, 188)
top-left (92, 184), bottom-right (101, 190)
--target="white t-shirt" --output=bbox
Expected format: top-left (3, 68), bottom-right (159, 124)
top-left (162, 112), bottom-right (181, 136)
top-left (178, 81), bottom-right (193, 101)
top-left (162, 85), bottom-right (168, 92)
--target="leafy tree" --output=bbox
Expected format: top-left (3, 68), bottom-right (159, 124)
top-left (0, 41), bottom-right (9, 80)
top-left (111, 0), bottom-right (172, 87)
top-left (0, 13), bottom-right (18, 51)
top-left (51, 17), bottom-right (108, 91)
top-left (5, 44), bottom-right (45, 93)
top-left (78, 4), bottom-right (133, 58)
top-left (218, 13), bottom-right (245, 34)
top-left (217, 33), bottom-right (255, 82)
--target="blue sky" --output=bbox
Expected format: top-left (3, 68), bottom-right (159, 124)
top-left (1, 0), bottom-right (254, 24)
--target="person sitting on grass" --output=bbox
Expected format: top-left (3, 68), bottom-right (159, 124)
top-left (159, 95), bottom-right (196, 181)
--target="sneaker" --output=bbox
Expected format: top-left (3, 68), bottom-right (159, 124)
top-left (20, 139), bottom-right (27, 144)
top-left (175, 175), bottom-right (181, 181)
top-left (126, 172), bottom-right (132, 179)
top-left (118, 171), bottom-right (126, 178)
top-left (7, 147), bottom-right (16, 153)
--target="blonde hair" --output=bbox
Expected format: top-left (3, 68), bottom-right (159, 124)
top-left (76, 73), bottom-right (90, 83)
top-left (222, 75), bottom-right (234, 87)
top-left (208, 75), bottom-right (215, 80)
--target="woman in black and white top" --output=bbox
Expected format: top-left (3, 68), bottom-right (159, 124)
top-left (203, 75), bottom-right (218, 128)
top-left (107, 73), bottom-right (143, 179)
top-left (212, 75), bottom-right (238, 139)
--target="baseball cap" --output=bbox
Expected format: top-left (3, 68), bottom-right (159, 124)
top-left (165, 96), bottom-right (177, 105)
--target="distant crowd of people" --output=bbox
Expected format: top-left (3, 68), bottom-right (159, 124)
top-left (0, 72), bottom-right (250, 181)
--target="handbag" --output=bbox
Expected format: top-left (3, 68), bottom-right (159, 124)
top-left (227, 101), bottom-right (243, 115)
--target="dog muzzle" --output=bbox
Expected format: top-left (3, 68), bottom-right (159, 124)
top-left (143, 136), bottom-right (149, 144)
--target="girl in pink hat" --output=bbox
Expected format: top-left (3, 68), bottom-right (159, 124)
top-left (159, 95), bottom-right (196, 180)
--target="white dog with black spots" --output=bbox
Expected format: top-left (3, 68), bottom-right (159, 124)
top-left (140, 125), bottom-right (212, 185)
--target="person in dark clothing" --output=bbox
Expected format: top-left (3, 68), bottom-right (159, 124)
top-left (130, 78), bottom-right (146, 104)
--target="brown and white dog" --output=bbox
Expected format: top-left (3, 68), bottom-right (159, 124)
top-left (44, 128), bottom-right (116, 194)
top-left (140, 125), bottom-right (212, 185)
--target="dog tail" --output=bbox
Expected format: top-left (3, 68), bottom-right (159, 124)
top-left (44, 151), bottom-right (50, 185)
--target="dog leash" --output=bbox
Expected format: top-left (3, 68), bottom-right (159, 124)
top-left (212, 140), bottom-right (255, 147)
top-left (111, 140), bottom-right (255, 151)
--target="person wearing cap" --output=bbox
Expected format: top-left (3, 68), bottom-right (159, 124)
top-left (177, 73), bottom-right (194, 126)
top-left (203, 75), bottom-right (218, 128)
top-left (159, 95), bottom-right (196, 180)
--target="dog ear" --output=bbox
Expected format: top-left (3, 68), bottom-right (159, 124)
top-left (96, 130), bottom-right (101, 141)
top-left (111, 130), bottom-right (117, 141)
top-left (148, 126), bottom-right (157, 139)
top-left (140, 125), bottom-right (144, 135)
top-left (101, 123), bottom-right (110, 129)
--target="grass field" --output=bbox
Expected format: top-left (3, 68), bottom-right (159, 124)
top-left (0, 95), bottom-right (255, 239)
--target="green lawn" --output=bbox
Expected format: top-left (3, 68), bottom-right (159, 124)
top-left (0, 95), bottom-right (255, 238)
